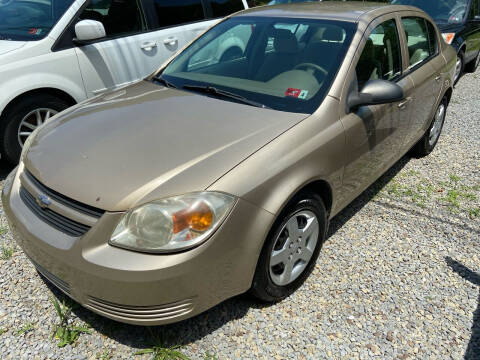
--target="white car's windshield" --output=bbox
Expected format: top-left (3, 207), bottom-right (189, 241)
top-left (161, 16), bottom-right (356, 114)
top-left (391, 0), bottom-right (469, 24)
top-left (0, 0), bottom-right (74, 41)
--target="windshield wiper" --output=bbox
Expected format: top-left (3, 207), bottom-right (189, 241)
top-left (153, 75), bottom-right (177, 88)
top-left (182, 84), bottom-right (270, 109)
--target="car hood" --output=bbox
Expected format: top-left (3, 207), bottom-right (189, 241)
top-left (24, 80), bottom-right (307, 211)
top-left (0, 40), bottom-right (26, 55)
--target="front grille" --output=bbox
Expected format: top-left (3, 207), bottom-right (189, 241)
top-left (24, 170), bottom-right (104, 218)
top-left (20, 187), bottom-right (91, 237)
top-left (86, 296), bottom-right (194, 322)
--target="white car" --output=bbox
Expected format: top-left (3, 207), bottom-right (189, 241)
top-left (0, 0), bottom-right (248, 164)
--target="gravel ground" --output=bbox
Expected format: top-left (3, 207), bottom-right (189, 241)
top-left (0, 69), bottom-right (479, 360)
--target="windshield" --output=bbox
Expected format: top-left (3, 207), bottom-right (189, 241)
top-left (160, 16), bottom-right (356, 114)
top-left (0, 0), bottom-right (74, 41)
top-left (391, 0), bottom-right (469, 24)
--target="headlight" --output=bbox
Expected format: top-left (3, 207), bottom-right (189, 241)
top-left (110, 192), bottom-right (236, 253)
top-left (442, 33), bottom-right (455, 45)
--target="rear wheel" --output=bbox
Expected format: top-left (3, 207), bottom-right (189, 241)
top-left (0, 94), bottom-right (69, 164)
top-left (411, 96), bottom-right (448, 158)
top-left (454, 51), bottom-right (465, 84)
top-left (465, 50), bottom-right (480, 73)
top-left (251, 192), bottom-right (327, 302)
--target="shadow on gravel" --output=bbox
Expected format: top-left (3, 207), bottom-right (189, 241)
top-left (445, 257), bottom-right (480, 359)
top-left (0, 159), bottom-right (15, 180)
top-left (327, 155), bottom-right (410, 238)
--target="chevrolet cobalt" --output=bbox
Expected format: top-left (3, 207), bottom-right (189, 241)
top-left (3, 2), bottom-right (455, 325)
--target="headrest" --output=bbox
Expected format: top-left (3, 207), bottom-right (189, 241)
top-left (323, 27), bottom-right (344, 42)
top-left (273, 29), bottom-right (299, 53)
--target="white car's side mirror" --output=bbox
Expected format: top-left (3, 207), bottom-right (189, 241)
top-left (74, 20), bottom-right (106, 44)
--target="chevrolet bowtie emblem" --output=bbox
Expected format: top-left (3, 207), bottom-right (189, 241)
top-left (36, 194), bottom-right (52, 208)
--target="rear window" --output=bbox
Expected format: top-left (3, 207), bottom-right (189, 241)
top-left (207, 0), bottom-right (244, 18)
top-left (153, 0), bottom-right (205, 28)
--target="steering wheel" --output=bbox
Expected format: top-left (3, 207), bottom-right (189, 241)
top-left (294, 63), bottom-right (328, 79)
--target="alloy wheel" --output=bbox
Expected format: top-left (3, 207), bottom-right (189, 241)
top-left (429, 103), bottom-right (446, 147)
top-left (269, 210), bottom-right (319, 286)
top-left (454, 54), bottom-right (463, 83)
top-left (17, 108), bottom-right (58, 147)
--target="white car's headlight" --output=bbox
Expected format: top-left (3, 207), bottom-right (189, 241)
top-left (110, 192), bottom-right (236, 253)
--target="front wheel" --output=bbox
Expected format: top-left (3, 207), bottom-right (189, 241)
top-left (454, 51), bottom-right (464, 84)
top-left (411, 96), bottom-right (448, 158)
top-left (250, 192), bottom-right (327, 302)
top-left (465, 50), bottom-right (480, 73)
top-left (0, 94), bottom-right (70, 164)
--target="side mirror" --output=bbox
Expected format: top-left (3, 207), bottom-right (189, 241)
top-left (347, 79), bottom-right (404, 111)
top-left (73, 20), bottom-right (106, 45)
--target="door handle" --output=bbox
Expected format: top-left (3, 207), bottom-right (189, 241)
top-left (398, 97), bottom-right (412, 110)
top-left (140, 41), bottom-right (157, 51)
top-left (435, 75), bottom-right (441, 82)
top-left (163, 37), bottom-right (178, 46)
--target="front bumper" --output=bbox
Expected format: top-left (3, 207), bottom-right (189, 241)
top-left (2, 165), bottom-right (274, 325)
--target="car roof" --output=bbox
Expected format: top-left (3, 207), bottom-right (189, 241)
top-left (236, 1), bottom-right (420, 22)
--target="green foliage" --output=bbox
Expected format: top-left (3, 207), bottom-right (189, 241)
top-left (1, 246), bottom-right (14, 260)
top-left (51, 297), bottom-right (91, 348)
top-left (0, 328), bottom-right (7, 336)
top-left (0, 226), bottom-right (8, 236)
top-left (135, 330), bottom-right (190, 360)
top-left (17, 322), bottom-right (35, 335)
top-left (96, 349), bottom-right (112, 360)
top-left (135, 346), bottom-right (190, 360)
top-left (203, 352), bottom-right (219, 360)
top-left (469, 208), bottom-right (480, 219)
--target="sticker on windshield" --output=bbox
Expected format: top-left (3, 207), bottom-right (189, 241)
top-left (298, 90), bottom-right (308, 99)
top-left (285, 88), bottom-right (301, 98)
top-left (285, 88), bottom-right (308, 99)
top-left (28, 28), bottom-right (42, 36)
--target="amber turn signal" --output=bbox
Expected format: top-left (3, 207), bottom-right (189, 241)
top-left (172, 201), bottom-right (213, 234)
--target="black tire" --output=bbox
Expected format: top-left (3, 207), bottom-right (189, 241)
top-left (465, 50), bottom-right (480, 73)
top-left (411, 96), bottom-right (448, 158)
top-left (454, 51), bottom-right (465, 85)
top-left (250, 192), bottom-right (328, 302)
top-left (0, 94), bottom-right (70, 164)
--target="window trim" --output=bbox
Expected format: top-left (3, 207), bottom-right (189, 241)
top-left (354, 16), bottom-right (404, 88)
top-left (52, 0), bottom-right (149, 51)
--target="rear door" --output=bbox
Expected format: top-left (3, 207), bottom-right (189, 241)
top-left (399, 15), bottom-right (443, 142)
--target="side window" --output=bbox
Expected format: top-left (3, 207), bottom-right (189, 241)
top-left (207, 0), bottom-right (244, 18)
top-left (356, 19), bottom-right (402, 89)
top-left (470, 0), bottom-right (480, 18)
top-left (79, 0), bottom-right (146, 38)
top-left (401, 17), bottom-right (434, 68)
top-left (153, 0), bottom-right (205, 28)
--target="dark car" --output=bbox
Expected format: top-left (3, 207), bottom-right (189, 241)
top-left (392, 0), bottom-right (480, 83)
